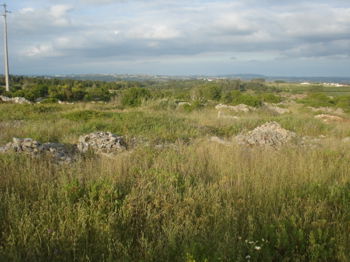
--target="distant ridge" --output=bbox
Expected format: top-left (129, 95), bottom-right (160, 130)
top-left (26, 73), bottom-right (350, 84)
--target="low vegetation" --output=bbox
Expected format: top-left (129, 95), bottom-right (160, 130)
top-left (1, 77), bottom-right (350, 261)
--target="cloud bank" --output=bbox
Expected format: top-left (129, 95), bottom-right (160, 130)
top-left (5, 0), bottom-right (350, 76)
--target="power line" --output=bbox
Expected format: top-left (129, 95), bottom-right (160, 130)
top-left (2, 3), bottom-right (9, 92)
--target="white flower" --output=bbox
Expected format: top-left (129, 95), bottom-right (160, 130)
top-left (254, 246), bottom-right (261, 251)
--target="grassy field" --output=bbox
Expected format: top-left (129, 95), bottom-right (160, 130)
top-left (1, 81), bottom-right (350, 261)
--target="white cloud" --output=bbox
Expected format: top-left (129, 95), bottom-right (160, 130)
top-left (22, 44), bottom-right (58, 57)
top-left (19, 8), bottom-right (35, 14)
top-left (8, 0), bottom-right (350, 75)
top-left (49, 5), bottom-right (73, 26)
top-left (127, 25), bottom-right (181, 40)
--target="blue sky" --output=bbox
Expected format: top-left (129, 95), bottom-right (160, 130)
top-left (2, 0), bottom-right (350, 76)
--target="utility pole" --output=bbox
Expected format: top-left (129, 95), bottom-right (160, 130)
top-left (2, 3), bottom-right (9, 92)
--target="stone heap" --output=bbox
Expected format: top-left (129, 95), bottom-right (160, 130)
top-left (235, 122), bottom-right (296, 147)
top-left (77, 132), bottom-right (127, 154)
top-left (0, 138), bottom-right (75, 163)
top-left (0, 95), bottom-right (32, 104)
top-left (215, 103), bottom-right (255, 113)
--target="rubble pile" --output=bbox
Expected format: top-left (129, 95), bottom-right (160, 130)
top-left (235, 122), bottom-right (296, 147)
top-left (77, 132), bottom-right (127, 154)
top-left (0, 138), bottom-right (75, 163)
top-left (0, 95), bottom-right (32, 104)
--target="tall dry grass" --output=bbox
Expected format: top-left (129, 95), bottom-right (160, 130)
top-left (1, 140), bottom-right (350, 261)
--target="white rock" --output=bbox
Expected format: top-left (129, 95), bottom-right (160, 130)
top-left (0, 95), bottom-right (32, 104)
top-left (215, 103), bottom-right (255, 113)
top-left (77, 132), bottom-right (127, 154)
top-left (235, 122), bottom-right (296, 147)
top-left (314, 114), bottom-right (344, 123)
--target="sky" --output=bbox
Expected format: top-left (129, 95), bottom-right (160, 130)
top-left (2, 0), bottom-right (350, 76)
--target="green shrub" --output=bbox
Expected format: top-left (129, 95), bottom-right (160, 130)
top-left (84, 87), bottom-right (111, 102)
top-left (202, 84), bottom-right (222, 101)
top-left (181, 100), bottom-right (205, 113)
top-left (225, 91), bottom-right (262, 107)
top-left (121, 87), bottom-right (151, 107)
top-left (335, 96), bottom-right (350, 111)
top-left (41, 97), bottom-right (59, 104)
top-left (299, 93), bottom-right (335, 107)
top-left (260, 93), bottom-right (282, 103)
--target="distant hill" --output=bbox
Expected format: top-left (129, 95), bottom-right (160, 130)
top-left (40, 73), bottom-right (350, 84)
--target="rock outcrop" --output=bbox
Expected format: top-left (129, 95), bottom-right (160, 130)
top-left (0, 132), bottom-right (128, 162)
top-left (342, 137), bottom-right (350, 143)
top-left (263, 103), bottom-right (290, 114)
top-left (314, 114), bottom-right (344, 123)
top-left (235, 122), bottom-right (296, 147)
top-left (209, 136), bottom-right (232, 146)
top-left (217, 111), bottom-right (240, 120)
top-left (308, 106), bottom-right (344, 115)
top-left (77, 132), bottom-right (127, 154)
top-left (0, 138), bottom-right (75, 163)
top-left (0, 95), bottom-right (32, 104)
top-left (215, 104), bottom-right (256, 113)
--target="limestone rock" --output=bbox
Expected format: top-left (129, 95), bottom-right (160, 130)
top-left (263, 103), bottom-right (290, 114)
top-left (314, 114), bottom-right (344, 123)
top-left (235, 122), bottom-right (296, 147)
top-left (0, 137), bottom-right (75, 163)
top-left (217, 111), bottom-right (240, 120)
top-left (177, 102), bottom-right (191, 107)
top-left (210, 136), bottom-right (232, 146)
top-left (77, 132), bottom-right (127, 154)
top-left (0, 95), bottom-right (32, 104)
top-left (308, 106), bottom-right (344, 115)
top-left (342, 137), bottom-right (350, 143)
top-left (215, 103), bottom-right (255, 113)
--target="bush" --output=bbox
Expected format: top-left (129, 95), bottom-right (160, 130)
top-left (335, 96), bottom-right (350, 111)
top-left (41, 97), bottom-right (59, 104)
top-left (260, 93), bottom-right (283, 103)
top-left (299, 93), bottom-right (335, 107)
top-left (121, 87), bottom-right (151, 107)
top-left (182, 100), bottom-right (205, 113)
top-left (224, 90), bottom-right (262, 107)
top-left (84, 87), bottom-right (111, 102)
top-left (202, 84), bottom-right (222, 101)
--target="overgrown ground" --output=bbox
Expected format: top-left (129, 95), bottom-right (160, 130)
top-left (1, 80), bottom-right (350, 261)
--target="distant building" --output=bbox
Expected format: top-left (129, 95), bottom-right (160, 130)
top-left (323, 83), bottom-right (345, 87)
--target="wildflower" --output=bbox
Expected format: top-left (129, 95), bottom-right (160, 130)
top-left (254, 246), bottom-right (261, 251)
top-left (245, 255), bottom-right (251, 260)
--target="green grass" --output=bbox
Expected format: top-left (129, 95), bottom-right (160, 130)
top-left (1, 90), bottom-right (350, 261)
top-left (1, 143), bottom-right (350, 261)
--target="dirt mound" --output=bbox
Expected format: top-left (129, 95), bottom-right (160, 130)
top-left (236, 122), bottom-right (296, 147)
